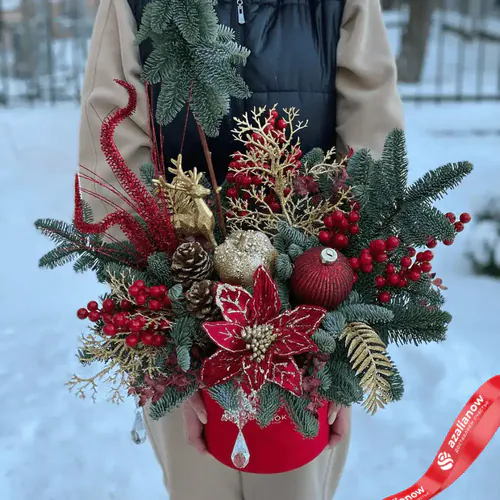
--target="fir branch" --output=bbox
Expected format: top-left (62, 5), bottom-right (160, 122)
top-left (405, 161), bottom-right (473, 205)
top-left (320, 358), bottom-right (363, 406)
top-left (282, 390), bottom-right (319, 438)
top-left (149, 380), bottom-right (198, 420)
top-left (208, 381), bottom-right (239, 413)
top-left (311, 328), bottom-right (337, 354)
top-left (257, 383), bottom-right (282, 427)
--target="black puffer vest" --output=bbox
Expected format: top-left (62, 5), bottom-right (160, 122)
top-left (128, 0), bottom-right (345, 183)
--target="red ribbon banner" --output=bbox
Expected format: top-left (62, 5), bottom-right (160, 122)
top-left (383, 375), bottom-right (500, 500)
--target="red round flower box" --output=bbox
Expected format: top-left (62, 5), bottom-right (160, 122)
top-left (201, 389), bottom-right (330, 474)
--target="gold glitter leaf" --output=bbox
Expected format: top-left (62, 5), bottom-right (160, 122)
top-left (340, 322), bottom-right (394, 415)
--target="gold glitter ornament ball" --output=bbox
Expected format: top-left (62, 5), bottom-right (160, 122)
top-left (214, 231), bottom-right (278, 287)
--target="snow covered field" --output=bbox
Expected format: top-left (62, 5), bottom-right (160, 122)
top-left (0, 100), bottom-right (499, 500)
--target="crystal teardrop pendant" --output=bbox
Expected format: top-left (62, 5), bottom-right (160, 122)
top-left (231, 429), bottom-right (250, 469)
top-left (130, 408), bottom-right (147, 445)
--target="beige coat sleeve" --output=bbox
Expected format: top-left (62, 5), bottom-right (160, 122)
top-left (336, 0), bottom-right (404, 158)
top-left (78, 0), bottom-right (150, 221)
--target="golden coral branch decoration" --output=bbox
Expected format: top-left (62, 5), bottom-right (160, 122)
top-left (226, 106), bottom-right (350, 236)
top-left (66, 332), bottom-right (167, 403)
top-left (340, 322), bottom-right (394, 415)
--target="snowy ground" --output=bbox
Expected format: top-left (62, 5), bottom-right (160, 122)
top-left (1, 99), bottom-right (499, 500)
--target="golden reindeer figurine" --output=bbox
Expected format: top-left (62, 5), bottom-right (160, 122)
top-left (153, 155), bottom-right (216, 248)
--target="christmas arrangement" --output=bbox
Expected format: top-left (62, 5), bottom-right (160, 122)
top-left (35, 0), bottom-right (474, 473)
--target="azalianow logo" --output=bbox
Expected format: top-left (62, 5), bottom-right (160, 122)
top-left (437, 451), bottom-right (454, 471)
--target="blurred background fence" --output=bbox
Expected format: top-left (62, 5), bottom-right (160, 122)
top-left (0, 0), bottom-right (499, 106)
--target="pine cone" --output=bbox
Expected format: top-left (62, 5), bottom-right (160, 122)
top-left (185, 280), bottom-right (221, 321)
top-left (171, 242), bottom-right (214, 289)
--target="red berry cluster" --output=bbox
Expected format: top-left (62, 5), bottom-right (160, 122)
top-left (426, 212), bottom-right (472, 248)
top-left (319, 202), bottom-right (361, 250)
top-left (371, 247), bottom-right (435, 303)
top-left (224, 109), bottom-right (302, 216)
top-left (76, 280), bottom-right (171, 348)
top-left (349, 237), bottom-right (401, 287)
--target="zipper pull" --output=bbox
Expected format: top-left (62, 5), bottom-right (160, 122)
top-left (237, 0), bottom-right (246, 25)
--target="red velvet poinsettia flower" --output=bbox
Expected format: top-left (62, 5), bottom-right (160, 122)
top-left (201, 266), bottom-right (326, 396)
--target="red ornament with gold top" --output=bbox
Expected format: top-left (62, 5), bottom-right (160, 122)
top-left (290, 247), bottom-right (355, 309)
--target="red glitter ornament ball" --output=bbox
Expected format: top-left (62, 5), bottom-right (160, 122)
top-left (290, 247), bottom-right (354, 310)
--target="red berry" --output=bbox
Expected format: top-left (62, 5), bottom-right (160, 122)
top-left (349, 257), bottom-right (360, 270)
top-left (126, 334), bottom-right (140, 348)
top-left (152, 334), bottom-right (165, 347)
top-left (134, 280), bottom-right (145, 289)
top-left (423, 250), bottom-right (434, 261)
top-left (387, 273), bottom-right (400, 286)
top-left (270, 109), bottom-right (279, 119)
top-left (352, 273), bottom-right (358, 284)
top-left (158, 285), bottom-right (168, 296)
top-left (241, 175), bottom-right (253, 187)
top-left (141, 331), bottom-right (154, 345)
top-left (360, 253), bottom-right (373, 266)
top-left (129, 285), bottom-right (140, 297)
top-left (88, 311), bottom-right (101, 322)
top-left (407, 247), bottom-right (416, 257)
top-left (270, 201), bottom-right (281, 212)
top-left (454, 222), bottom-right (465, 232)
top-left (323, 215), bottom-right (335, 229)
top-left (374, 252), bottom-right (388, 263)
top-left (102, 313), bottom-right (114, 324)
top-left (370, 239), bottom-right (386, 253)
top-left (252, 175), bottom-right (263, 186)
top-left (227, 187), bottom-right (238, 198)
top-left (361, 263), bottom-right (374, 273)
top-left (427, 238), bottom-right (438, 249)
top-left (460, 212), bottom-right (471, 224)
top-left (445, 212), bottom-right (456, 223)
top-left (135, 294), bottom-right (148, 306)
top-left (120, 299), bottom-right (133, 310)
top-left (399, 278), bottom-right (408, 288)
top-left (379, 291), bottom-right (391, 303)
top-left (375, 275), bottom-right (386, 288)
top-left (333, 233), bottom-right (349, 248)
top-left (113, 313), bottom-right (127, 327)
top-left (102, 298), bottom-right (115, 312)
top-left (276, 118), bottom-right (287, 130)
top-left (331, 210), bottom-right (345, 224)
top-left (409, 270), bottom-right (421, 282)
top-left (416, 252), bottom-right (426, 262)
top-left (421, 262), bottom-right (432, 273)
top-left (348, 211), bottom-right (360, 223)
top-left (149, 299), bottom-right (162, 311)
top-left (150, 286), bottom-right (164, 298)
top-left (401, 256), bottom-right (412, 267)
top-left (386, 236), bottom-right (400, 250)
top-left (361, 248), bottom-right (371, 255)
top-left (349, 224), bottom-right (360, 235)
top-left (339, 218), bottom-right (350, 231)
top-left (159, 320), bottom-right (171, 330)
top-left (87, 301), bottom-right (99, 312)
top-left (443, 239), bottom-right (454, 246)
top-left (351, 201), bottom-right (361, 211)
top-left (162, 295), bottom-right (172, 308)
top-left (129, 319), bottom-right (142, 333)
top-left (103, 324), bottom-right (117, 336)
top-left (386, 264), bottom-right (396, 274)
top-left (385, 264), bottom-right (396, 274)
top-left (77, 308), bottom-right (88, 320)
top-left (226, 172), bottom-right (235, 183)
top-left (319, 230), bottom-right (332, 245)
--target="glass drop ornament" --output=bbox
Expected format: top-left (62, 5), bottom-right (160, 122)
top-left (130, 401), bottom-right (147, 445)
top-left (231, 429), bottom-right (250, 469)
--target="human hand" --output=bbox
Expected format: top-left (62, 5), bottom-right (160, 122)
top-left (327, 402), bottom-right (350, 448)
top-left (182, 391), bottom-right (209, 454)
